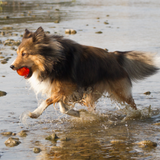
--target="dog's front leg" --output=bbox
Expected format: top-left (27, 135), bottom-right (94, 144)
top-left (59, 101), bottom-right (80, 117)
top-left (29, 98), bottom-right (53, 119)
top-left (29, 100), bottom-right (49, 118)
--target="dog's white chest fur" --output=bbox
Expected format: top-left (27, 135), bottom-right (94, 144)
top-left (27, 71), bottom-right (53, 97)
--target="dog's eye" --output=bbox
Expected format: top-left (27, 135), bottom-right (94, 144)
top-left (22, 52), bottom-right (26, 56)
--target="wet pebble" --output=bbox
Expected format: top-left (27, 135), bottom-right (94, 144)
top-left (3, 39), bottom-right (21, 46)
top-left (33, 147), bottom-right (41, 153)
top-left (110, 140), bottom-right (125, 145)
top-left (18, 130), bottom-right (28, 137)
top-left (95, 31), bottom-right (103, 34)
top-left (1, 32), bottom-right (5, 36)
top-left (144, 91), bottom-right (151, 95)
top-left (60, 137), bottom-right (71, 141)
top-left (0, 91), bottom-right (7, 97)
top-left (1, 132), bottom-right (13, 136)
top-left (1, 57), bottom-right (11, 64)
top-left (4, 16), bottom-right (10, 19)
top-left (45, 133), bottom-right (59, 141)
top-left (54, 20), bottom-right (59, 23)
top-left (0, 56), bottom-right (5, 59)
top-left (2, 27), bottom-right (13, 30)
top-left (45, 31), bottom-right (50, 34)
top-left (4, 137), bottom-right (21, 147)
top-left (153, 122), bottom-right (160, 125)
top-left (135, 140), bottom-right (157, 148)
top-left (104, 21), bottom-right (109, 25)
top-left (65, 29), bottom-right (77, 34)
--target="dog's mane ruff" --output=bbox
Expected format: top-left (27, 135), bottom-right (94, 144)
top-left (28, 70), bottom-right (53, 97)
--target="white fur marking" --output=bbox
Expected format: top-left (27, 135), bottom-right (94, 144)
top-left (28, 71), bottom-right (53, 97)
top-left (29, 100), bottom-right (48, 118)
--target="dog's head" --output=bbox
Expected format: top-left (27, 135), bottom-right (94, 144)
top-left (10, 27), bottom-right (56, 79)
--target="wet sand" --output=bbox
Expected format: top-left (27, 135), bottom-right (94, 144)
top-left (0, 0), bottom-right (160, 159)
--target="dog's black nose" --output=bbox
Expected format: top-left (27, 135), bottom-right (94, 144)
top-left (10, 65), bottom-right (15, 70)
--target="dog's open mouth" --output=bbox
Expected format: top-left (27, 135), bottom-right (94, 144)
top-left (17, 67), bottom-right (32, 79)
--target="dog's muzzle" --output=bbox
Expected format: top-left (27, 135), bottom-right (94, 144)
top-left (10, 65), bottom-right (15, 70)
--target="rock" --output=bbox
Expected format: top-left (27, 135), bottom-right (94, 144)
top-left (4, 137), bottom-right (21, 147)
top-left (104, 21), bottom-right (109, 25)
top-left (60, 137), bottom-right (71, 141)
top-left (144, 91), bottom-right (151, 95)
top-left (45, 31), bottom-right (50, 34)
top-left (110, 140), bottom-right (125, 144)
top-left (33, 147), bottom-right (41, 153)
top-left (153, 122), bottom-right (160, 125)
top-left (0, 91), bottom-right (7, 97)
top-left (13, 40), bottom-right (21, 46)
top-left (4, 16), bottom-right (10, 19)
top-left (1, 132), bottom-right (13, 136)
top-left (95, 31), bottom-right (103, 34)
top-left (0, 56), bottom-right (5, 59)
top-left (18, 130), bottom-right (28, 137)
top-left (2, 27), bottom-right (13, 30)
top-left (1, 32), bottom-right (5, 36)
top-left (135, 140), bottom-right (157, 147)
top-left (45, 133), bottom-right (59, 141)
top-left (54, 20), bottom-right (59, 23)
top-left (65, 29), bottom-right (77, 34)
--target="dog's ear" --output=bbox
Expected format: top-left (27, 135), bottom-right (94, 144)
top-left (23, 29), bottom-right (32, 38)
top-left (32, 27), bottom-right (45, 43)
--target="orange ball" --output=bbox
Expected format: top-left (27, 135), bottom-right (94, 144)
top-left (17, 67), bottom-right (30, 76)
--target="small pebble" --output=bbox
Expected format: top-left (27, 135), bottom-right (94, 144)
top-left (0, 91), bottom-right (7, 97)
top-left (144, 91), bottom-right (151, 95)
top-left (110, 140), bottom-right (125, 144)
top-left (4, 137), bottom-right (21, 147)
top-left (95, 31), bottom-right (103, 34)
top-left (18, 130), bottom-right (28, 137)
top-left (4, 16), bottom-right (10, 19)
top-left (2, 27), bottom-right (13, 30)
top-left (45, 133), bottom-right (59, 141)
top-left (54, 20), bottom-right (59, 23)
top-left (60, 137), bottom-right (71, 141)
top-left (65, 29), bottom-right (77, 34)
top-left (33, 147), bottom-right (41, 153)
top-left (1, 32), bottom-right (5, 36)
top-left (104, 21), bottom-right (109, 25)
top-left (153, 122), bottom-right (160, 125)
top-left (1, 132), bottom-right (13, 136)
top-left (135, 140), bottom-right (157, 147)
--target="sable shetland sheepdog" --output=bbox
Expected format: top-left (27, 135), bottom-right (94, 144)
top-left (10, 27), bottom-right (159, 118)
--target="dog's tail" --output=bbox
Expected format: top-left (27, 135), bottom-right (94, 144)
top-left (114, 51), bottom-right (159, 81)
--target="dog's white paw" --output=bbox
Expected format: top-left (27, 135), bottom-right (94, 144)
top-left (28, 112), bottom-right (40, 119)
top-left (66, 109), bottom-right (80, 117)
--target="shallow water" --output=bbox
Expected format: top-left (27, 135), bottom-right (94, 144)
top-left (0, 0), bottom-right (160, 159)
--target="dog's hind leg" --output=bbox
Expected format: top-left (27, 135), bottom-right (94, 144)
top-left (109, 78), bottom-right (137, 110)
top-left (59, 101), bottom-right (80, 117)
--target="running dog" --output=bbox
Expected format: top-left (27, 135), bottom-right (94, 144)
top-left (10, 27), bottom-right (159, 118)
